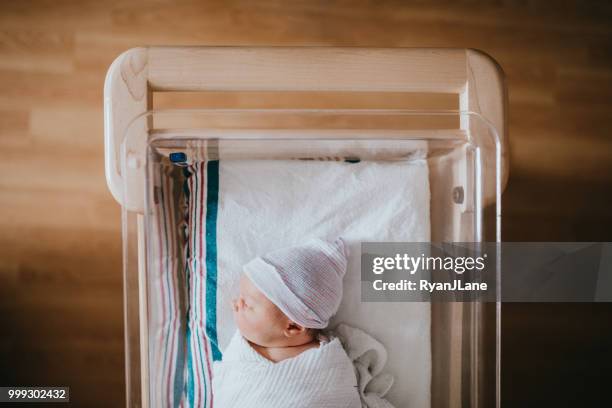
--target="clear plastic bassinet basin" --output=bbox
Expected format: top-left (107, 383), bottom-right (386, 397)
top-left (113, 109), bottom-right (502, 408)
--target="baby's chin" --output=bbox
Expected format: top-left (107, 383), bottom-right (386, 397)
top-left (234, 316), bottom-right (260, 345)
top-left (236, 322), bottom-right (276, 347)
top-left (236, 326), bottom-right (264, 346)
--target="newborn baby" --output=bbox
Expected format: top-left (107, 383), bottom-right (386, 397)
top-left (212, 237), bottom-right (362, 408)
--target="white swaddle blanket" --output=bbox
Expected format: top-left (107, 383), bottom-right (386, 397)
top-left (215, 159), bottom-right (431, 407)
top-left (212, 330), bottom-right (362, 408)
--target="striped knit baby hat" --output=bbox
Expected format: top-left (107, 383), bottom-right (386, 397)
top-left (243, 237), bottom-right (348, 329)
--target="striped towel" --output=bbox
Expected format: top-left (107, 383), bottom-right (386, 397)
top-left (181, 160), bottom-right (223, 408)
top-left (147, 161), bottom-right (188, 408)
top-left (148, 158), bottom-right (223, 408)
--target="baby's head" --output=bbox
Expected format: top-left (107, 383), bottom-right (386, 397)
top-left (232, 237), bottom-right (348, 347)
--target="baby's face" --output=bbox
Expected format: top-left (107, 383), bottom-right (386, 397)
top-left (232, 274), bottom-right (289, 346)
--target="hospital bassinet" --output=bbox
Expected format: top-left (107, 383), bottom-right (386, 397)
top-left (104, 47), bottom-right (508, 408)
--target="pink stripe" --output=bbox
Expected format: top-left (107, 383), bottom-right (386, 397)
top-left (195, 162), bottom-right (205, 406)
top-left (189, 163), bottom-right (203, 408)
top-left (189, 166), bottom-right (201, 408)
top-left (165, 171), bottom-right (178, 407)
top-left (188, 171), bottom-right (198, 408)
top-left (198, 162), bottom-right (206, 325)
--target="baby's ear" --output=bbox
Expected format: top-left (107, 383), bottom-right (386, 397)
top-left (284, 321), bottom-right (307, 338)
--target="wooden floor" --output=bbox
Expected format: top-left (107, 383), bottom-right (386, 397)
top-left (0, 1), bottom-right (611, 406)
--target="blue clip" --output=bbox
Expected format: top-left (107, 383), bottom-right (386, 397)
top-left (169, 152), bottom-right (187, 164)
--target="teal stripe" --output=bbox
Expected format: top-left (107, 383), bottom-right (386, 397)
top-left (205, 160), bottom-right (222, 361)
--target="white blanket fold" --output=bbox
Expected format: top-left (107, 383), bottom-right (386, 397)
top-left (334, 324), bottom-right (396, 408)
top-left (212, 331), bottom-right (362, 408)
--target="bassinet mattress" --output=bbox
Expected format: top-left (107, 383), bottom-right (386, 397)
top-left (148, 158), bottom-right (431, 408)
